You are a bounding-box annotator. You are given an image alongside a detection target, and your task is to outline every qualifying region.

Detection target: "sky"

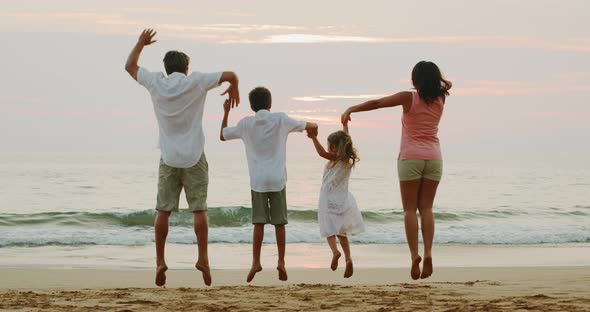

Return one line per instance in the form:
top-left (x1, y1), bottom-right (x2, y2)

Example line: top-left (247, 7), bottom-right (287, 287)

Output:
top-left (1, 0), bottom-right (589, 160)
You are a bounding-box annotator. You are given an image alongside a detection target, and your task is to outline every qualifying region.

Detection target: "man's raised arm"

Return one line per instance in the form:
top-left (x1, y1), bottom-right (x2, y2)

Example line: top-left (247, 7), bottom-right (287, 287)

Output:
top-left (125, 29), bottom-right (157, 80)
top-left (219, 72), bottom-right (240, 108)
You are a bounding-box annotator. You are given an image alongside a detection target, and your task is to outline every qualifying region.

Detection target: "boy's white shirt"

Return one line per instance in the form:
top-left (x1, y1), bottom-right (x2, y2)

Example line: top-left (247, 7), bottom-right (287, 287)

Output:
top-left (223, 109), bottom-right (306, 192)
top-left (137, 67), bottom-right (222, 168)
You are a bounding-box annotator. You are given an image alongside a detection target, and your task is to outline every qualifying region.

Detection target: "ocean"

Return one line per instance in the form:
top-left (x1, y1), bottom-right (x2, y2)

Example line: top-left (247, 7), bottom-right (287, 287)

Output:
top-left (1, 152), bottom-right (589, 268)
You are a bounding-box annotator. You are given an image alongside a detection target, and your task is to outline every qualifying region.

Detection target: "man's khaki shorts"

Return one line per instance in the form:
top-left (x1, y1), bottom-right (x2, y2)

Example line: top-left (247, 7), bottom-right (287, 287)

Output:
top-left (156, 154), bottom-right (208, 212)
top-left (397, 159), bottom-right (443, 182)
top-left (251, 187), bottom-right (288, 225)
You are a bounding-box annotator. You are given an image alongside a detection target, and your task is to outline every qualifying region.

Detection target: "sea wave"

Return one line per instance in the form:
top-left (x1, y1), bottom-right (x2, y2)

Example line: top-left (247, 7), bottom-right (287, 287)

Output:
top-left (3, 206), bottom-right (585, 228)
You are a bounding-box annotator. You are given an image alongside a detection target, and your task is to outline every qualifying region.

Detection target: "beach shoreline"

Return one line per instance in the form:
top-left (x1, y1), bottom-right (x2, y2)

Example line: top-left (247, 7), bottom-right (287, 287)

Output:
top-left (1, 266), bottom-right (589, 311)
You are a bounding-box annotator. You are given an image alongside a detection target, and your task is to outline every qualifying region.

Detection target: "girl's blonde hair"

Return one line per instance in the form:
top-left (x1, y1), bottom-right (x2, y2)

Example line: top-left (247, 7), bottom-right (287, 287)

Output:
top-left (327, 131), bottom-right (359, 168)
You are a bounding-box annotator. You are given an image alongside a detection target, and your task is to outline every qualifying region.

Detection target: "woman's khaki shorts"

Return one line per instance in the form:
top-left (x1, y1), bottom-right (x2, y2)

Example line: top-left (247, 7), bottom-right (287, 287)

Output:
top-left (156, 154), bottom-right (208, 212)
top-left (397, 159), bottom-right (443, 182)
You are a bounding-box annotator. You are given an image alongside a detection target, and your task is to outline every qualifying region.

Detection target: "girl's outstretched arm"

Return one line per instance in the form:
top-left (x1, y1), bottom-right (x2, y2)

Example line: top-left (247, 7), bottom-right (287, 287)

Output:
top-left (308, 130), bottom-right (337, 161)
top-left (341, 91), bottom-right (412, 127)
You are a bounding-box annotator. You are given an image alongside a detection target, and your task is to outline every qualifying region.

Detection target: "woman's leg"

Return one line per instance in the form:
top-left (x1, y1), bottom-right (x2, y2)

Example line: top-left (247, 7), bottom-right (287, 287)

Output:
top-left (326, 235), bottom-right (341, 270)
top-left (337, 235), bottom-right (353, 278)
top-left (417, 178), bottom-right (439, 279)
top-left (400, 179), bottom-right (423, 280)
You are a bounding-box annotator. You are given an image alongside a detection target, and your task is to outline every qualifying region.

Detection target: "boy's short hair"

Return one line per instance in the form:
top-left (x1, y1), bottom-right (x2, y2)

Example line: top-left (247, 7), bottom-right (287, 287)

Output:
top-left (163, 51), bottom-right (190, 75)
top-left (249, 87), bottom-right (272, 112)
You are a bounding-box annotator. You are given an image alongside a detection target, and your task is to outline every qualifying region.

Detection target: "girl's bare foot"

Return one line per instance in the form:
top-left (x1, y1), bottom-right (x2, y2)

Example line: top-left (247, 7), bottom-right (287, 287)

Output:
top-left (155, 264), bottom-right (168, 287)
top-left (195, 261), bottom-right (212, 286)
top-left (420, 257), bottom-right (433, 279)
top-left (411, 256), bottom-right (422, 280)
top-left (344, 259), bottom-right (353, 278)
top-left (277, 264), bottom-right (288, 281)
top-left (246, 264), bottom-right (262, 283)
top-left (331, 251), bottom-right (341, 271)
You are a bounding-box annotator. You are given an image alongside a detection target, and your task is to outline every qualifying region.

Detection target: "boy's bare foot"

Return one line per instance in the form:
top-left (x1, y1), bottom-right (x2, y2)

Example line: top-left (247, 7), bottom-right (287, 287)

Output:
top-left (331, 251), bottom-right (341, 271)
top-left (420, 257), bottom-right (433, 279)
top-left (246, 264), bottom-right (262, 283)
top-left (195, 261), bottom-right (212, 286)
top-left (277, 264), bottom-right (288, 281)
top-left (344, 259), bottom-right (353, 278)
top-left (411, 256), bottom-right (422, 280)
top-left (155, 264), bottom-right (168, 287)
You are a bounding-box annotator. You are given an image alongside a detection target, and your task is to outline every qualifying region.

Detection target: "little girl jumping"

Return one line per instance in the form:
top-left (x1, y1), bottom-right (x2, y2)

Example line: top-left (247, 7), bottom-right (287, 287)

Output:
top-left (307, 126), bottom-right (365, 278)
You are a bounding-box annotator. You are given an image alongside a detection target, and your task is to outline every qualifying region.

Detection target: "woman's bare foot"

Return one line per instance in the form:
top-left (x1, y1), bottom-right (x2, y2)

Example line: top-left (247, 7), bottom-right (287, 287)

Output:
top-left (331, 251), bottom-right (341, 271)
top-left (277, 263), bottom-right (288, 281)
top-left (411, 256), bottom-right (422, 280)
top-left (155, 264), bottom-right (168, 287)
top-left (246, 264), bottom-right (262, 283)
top-left (195, 261), bottom-right (212, 286)
top-left (344, 259), bottom-right (353, 278)
top-left (420, 257), bottom-right (433, 279)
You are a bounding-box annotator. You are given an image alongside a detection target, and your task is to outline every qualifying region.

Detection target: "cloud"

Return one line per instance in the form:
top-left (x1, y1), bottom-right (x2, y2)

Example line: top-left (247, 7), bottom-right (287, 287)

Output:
top-left (292, 94), bottom-right (388, 102)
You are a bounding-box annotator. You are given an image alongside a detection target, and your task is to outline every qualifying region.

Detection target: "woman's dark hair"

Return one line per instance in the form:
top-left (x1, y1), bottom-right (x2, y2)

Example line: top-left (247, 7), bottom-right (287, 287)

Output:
top-left (411, 61), bottom-right (452, 104)
top-left (249, 87), bottom-right (272, 112)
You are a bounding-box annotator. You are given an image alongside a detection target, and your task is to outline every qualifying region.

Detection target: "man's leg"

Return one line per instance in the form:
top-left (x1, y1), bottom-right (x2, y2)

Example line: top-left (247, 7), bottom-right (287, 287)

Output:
top-left (247, 224), bottom-right (264, 282)
top-left (275, 224), bottom-right (288, 281)
top-left (155, 210), bottom-right (171, 286)
top-left (193, 210), bottom-right (211, 286)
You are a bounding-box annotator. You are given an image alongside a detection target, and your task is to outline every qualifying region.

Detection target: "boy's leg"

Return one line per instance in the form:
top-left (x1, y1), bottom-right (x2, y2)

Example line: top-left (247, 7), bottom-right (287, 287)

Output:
top-left (155, 159), bottom-right (182, 286)
top-left (269, 188), bottom-right (288, 281)
top-left (327, 235), bottom-right (341, 271)
top-left (247, 224), bottom-right (264, 282)
top-left (248, 190), bottom-right (270, 283)
top-left (337, 235), bottom-right (353, 278)
top-left (275, 224), bottom-right (287, 281)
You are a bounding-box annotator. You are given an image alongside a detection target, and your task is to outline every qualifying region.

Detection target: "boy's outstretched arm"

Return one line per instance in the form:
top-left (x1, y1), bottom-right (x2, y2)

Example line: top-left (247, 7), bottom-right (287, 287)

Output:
top-left (307, 128), bottom-right (337, 161)
top-left (220, 100), bottom-right (231, 141)
top-left (219, 72), bottom-right (240, 108)
top-left (125, 29), bottom-right (157, 80)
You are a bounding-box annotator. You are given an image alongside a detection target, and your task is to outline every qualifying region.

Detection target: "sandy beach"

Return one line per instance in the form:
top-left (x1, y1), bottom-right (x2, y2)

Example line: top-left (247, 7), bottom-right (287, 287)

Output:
top-left (1, 266), bottom-right (589, 311)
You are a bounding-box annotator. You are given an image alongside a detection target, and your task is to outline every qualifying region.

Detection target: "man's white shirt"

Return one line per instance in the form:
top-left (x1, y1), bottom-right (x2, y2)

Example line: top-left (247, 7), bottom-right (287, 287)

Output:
top-left (137, 67), bottom-right (222, 168)
top-left (223, 110), bottom-right (306, 192)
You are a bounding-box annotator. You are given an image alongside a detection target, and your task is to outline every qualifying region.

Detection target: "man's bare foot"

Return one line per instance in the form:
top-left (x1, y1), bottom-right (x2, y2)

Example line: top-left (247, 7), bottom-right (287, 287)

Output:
top-left (277, 264), bottom-right (288, 281)
top-left (420, 257), bottom-right (433, 279)
top-left (344, 259), bottom-right (353, 278)
top-left (331, 251), bottom-right (341, 271)
top-left (195, 261), bottom-right (212, 286)
top-left (155, 264), bottom-right (168, 287)
top-left (411, 256), bottom-right (422, 280)
top-left (246, 264), bottom-right (262, 283)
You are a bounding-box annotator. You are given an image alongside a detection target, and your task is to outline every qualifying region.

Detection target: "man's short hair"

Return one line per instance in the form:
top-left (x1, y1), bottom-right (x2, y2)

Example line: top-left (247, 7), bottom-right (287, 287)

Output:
top-left (249, 87), bottom-right (272, 112)
top-left (163, 51), bottom-right (190, 75)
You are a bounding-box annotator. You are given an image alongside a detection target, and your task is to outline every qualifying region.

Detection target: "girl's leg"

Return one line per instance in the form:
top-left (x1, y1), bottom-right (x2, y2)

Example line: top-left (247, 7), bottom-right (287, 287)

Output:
top-left (400, 179), bottom-right (423, 280)
top-left (417, 178), bottom-right (439, 279)
top-left (337, 235), bottom-right (353, 278)
top-left (327, 235), bottom-right (341, 270)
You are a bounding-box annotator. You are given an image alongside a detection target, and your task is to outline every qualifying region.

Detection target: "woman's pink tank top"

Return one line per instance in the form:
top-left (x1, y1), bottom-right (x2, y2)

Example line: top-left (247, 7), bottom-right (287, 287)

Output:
top-left (399, 91), bottom-right (444, 160)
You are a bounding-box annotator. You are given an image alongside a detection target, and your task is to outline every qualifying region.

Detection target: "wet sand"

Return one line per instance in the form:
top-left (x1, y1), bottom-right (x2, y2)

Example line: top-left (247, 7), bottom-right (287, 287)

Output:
top-left (1, 266), bottom-right (589, 311)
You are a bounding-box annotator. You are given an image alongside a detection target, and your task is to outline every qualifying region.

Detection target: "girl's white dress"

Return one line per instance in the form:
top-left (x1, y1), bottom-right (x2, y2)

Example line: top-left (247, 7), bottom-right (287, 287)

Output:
top-left (318, 161), bottom-right (365, 237)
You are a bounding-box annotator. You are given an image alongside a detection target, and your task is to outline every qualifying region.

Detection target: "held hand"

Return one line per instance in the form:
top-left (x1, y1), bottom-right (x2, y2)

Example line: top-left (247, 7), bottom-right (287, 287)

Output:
top-left (223, 99), bottom-right (231, 114)
top-left (306, 128), bottom-right (318, 138)
top-left (221, 84), bottom-right (240, 108)
top-left (138, 29), bottom-right (157, 46)
top-left (341, 109), bottom-right (352, 127)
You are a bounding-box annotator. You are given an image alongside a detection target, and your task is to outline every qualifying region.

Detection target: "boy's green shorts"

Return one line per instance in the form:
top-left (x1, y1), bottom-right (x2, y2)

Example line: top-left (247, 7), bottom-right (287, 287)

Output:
top-left (156, 154), bottom-right (208, 212)
top-left (251, 187), bottom-right (288, 225)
